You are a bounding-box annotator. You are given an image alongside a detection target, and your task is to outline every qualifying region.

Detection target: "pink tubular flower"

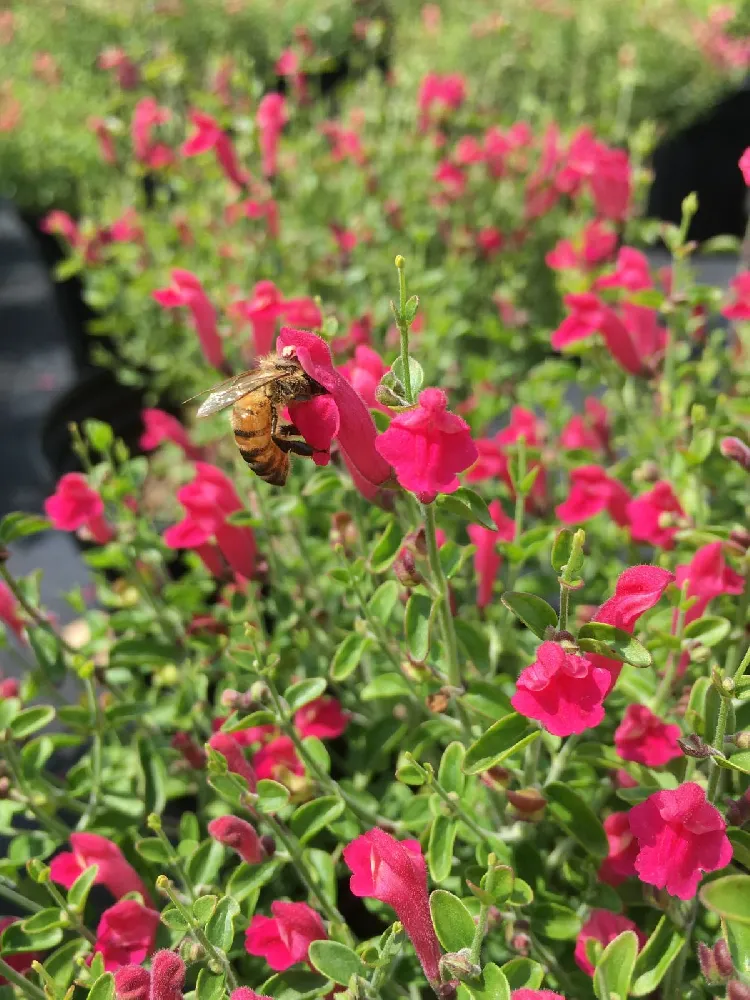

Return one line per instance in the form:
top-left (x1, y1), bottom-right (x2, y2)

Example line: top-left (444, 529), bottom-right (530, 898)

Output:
top-left (511, 641), bottom-right (610, 737)
top-left (276, 327), bottom-right (392, 491)
top-left (45, 473), bottom-right (114, 544)
top-left (50, 832), bottom-right (152, 904)
top-left (628, 783), bottom-right (732, 899)
top-left (418, 72), bottom-right (466, 130)
top-left (208, 732), bottom-right (257, 790)
top-left (595, 247), bottom-right (653, 292)
top-left (552, 294), bottom-right (644, 376)
top-left (208, 816), bottom-right (266, 863)
top-left (375, 388), bottom-right (478, 503)
top-left (627, 481), bottom-right (685, 549)
top-left (231, 991), bottom-right (272, 1000)
top-left (614, 704), bottom-right (681, 767)
top-left (140, 408), bottom-right (201, 460)
top-left (476, 227), bottom-right (504, 257)
top-left (721, 271), bottom-right (750, 321)
top-left (89, 116), bottom-right (118, 165)
top-left (555, 465), bottom-right (630, 527)
top-left (0, 917), bottom-right (41, 983)
top-left (344, 829), bottom-right (443, 988)
top-left (0, 675), bottom-right (20, 700)
top-left (41, 210), bottom-right (80, 247)
top-left (256, 94), bottom-right (287, 177)
top-left (574, 910), bottom-right (645, 976)
top-left (131, 98), bottom-right (172, 168)
top-left (560, 398), bottom-right (610, 454)
top-left (676, 541), bottom-right (744, 626)
top-left (252, 735), bottom-right (304, 783)
top-left (511, 993), bottom-right (565, 1000)
top-left (153, 270), bottom-right (225, 370)
top-left (113, 964), bottom-right (151, 1000)
top-left (293, 696), bottom-right (349, 740)
top-left (320, 120), bottom-right (366, 165)
top-left (98, 47), bottom-right (139, 90)
top-left (94, 900), bottom-right (159, 971)
top-left (240, 280), bottom-right (284, 356)
top-left (164, 462), bottom-right (256, 580)
top-left (0, 581), bottom-right (26, 642)
top-left (467, 499), bottom-right (515, 609)
top-left (245, 901), bottom-right (326, 971)
top-left (182, 110), bottom-right (249, 188)
top-left (740, 147), bottom-right (750, 185)
top-left (598, 812), bottom-right (639, 886)
top-left (150, 951), bottom-right (185, 1000)
top-left (214, 716), bottom-right (277, 748)
top-left (546, 220), bottom-right (617, 272)
top-left (339, 345), bottom-right (389, 411)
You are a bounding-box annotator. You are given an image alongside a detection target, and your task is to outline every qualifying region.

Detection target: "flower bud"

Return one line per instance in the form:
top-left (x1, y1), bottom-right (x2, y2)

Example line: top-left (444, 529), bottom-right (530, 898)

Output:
top-left (677, 733), bottom-right (714, 759)
top-left (715, 939), bottom-right (734, 978)
top-left (733, 732), bottom-right (750, 750)
top-left (330, 512), bottom-right (357, 553)
top-left (172, 732), bottom-right (207, 770)
top-left (150, 950), bottom-right (186, 1000)
top-left (439, 949), bottom-right (481, 983)
top-left (721, 437), bottom-right (750, 472)
top-left (179, 939), bottom-right (204, 964)
top-left (260, 834), bottom-right (276, 857)
top-left (634, 460), bottom-right (660, 484)
top-left (506, 788), bottom-right (546, 822)
top-left (698, 941), bottom-right (717, 982)
top-left (727, 789), bottom-right (750, 827)
top-left (393, 547), bottom-right (424, 588)
top-left (480, 767), bottom-right (511, 790)
top-left (426, 690), bottom-right (450, 714)
top-left (114, 965), bottom-right (151, 1000)
top-left (728, 980), bottom-right (750, 1000)
top-left (509, 932), bottom-right (531, 955)
top-left (220, 688), bottom-right (242, 709)
top-left (729, 527), bottom-right (750, 553)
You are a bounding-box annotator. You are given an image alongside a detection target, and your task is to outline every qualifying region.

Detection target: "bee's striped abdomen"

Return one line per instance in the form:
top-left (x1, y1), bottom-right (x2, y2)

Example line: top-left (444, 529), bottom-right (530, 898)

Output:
top-left (232, 393), bottom-right (289, 486)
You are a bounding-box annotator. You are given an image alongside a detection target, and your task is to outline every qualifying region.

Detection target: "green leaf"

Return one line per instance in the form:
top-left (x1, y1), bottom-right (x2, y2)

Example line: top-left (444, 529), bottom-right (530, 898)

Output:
top-left (631, 916), bottom-right (685, 996)
top-left (284, 678), bottom-right (327, 714)
top-left (185, 840), bottom-right (226, 888)
top-left (438, 742), bottom-right (466, 795)
top-left (429, 890), bottom-right (475, 952)
top-left (367, 580), bottom-right (400, 622)
top-left (87, 973), bottom-right (115, 1000)
top-left (0, 697), bottom-right (20, 731)
top-left (437, 488), bottom-right (496, 530)
top-left (192, 895), bottom-right (218, 925)
top-left (227, 857), bottom-right (284, 902)
top-left (391, 356), bottom-right (424, 397)
top-left (204, 896), bottom-right (240, 951)
top-left (396, 753), bottom-right (427, 785)
top-left (136, 837), bottom-right (172, 865)
top-left (500, 958), bottom-right (544, 992)
top-left (137, 735), bottom-right (167, 815)
top-left (700, 874), bottom-right (750, 925)
top-left (361, 674), bottom-right (412, 700)
top-left (593, 930), bottom-right (638, 1000)
top-left (405, 593), bottom-right (432, 662)
top-left (530, 902), bottom-right (581, 940)
top-left (160, 907), bottom-right (190, 932)
top-left (302, 736), bottom-right (329, 776)
top-left (2, 919), bottom-right (62, 952)
top-left (260, 970), bottom-right (328, 999)
top-left (551, 529), bottom-right (574, 573)
top-left (463, 713), bottom-right (540, 774)
top-left (404, 295), bottom-right (419, 324)
top-left (222, 710), bottom-right (276, 734)
top-left (501, 593), bottom-right (557, 639)
top-left (195, 969), bottom-right (225, 1000)
top-left (67, 863), bottom-right (99, 913)
top-left (43, 939), bottom-right (89, 992)
top-left (83, 419), bottom-right (114, 453)
top-left (725, 917), bottom-right (750, 978)
top-left (577, 623), bottom-right (652, 667)
top-left (455, 620), bottom-right (491, 672)
top-left (428, 815), bottom-right (458, 882)
top-left (20, 908), bottom-right (64, 934)
top-left (330, 633), bottom-right (370, 682)
top-left (0, 512), bottom-right (50, 544)
top-left (255, 779), bottom-right (290, 813)
top-left (308, 940), bottom-right (365, 986)
top-left (458, 962), bottom-right (511, 1000)
top-left (369, 520), bottom-right (402, 572)
top-left (289, 797), bottom-right (344, 844)
top-left (715, 751), bottom-right (750, 776)
top-left (9, 706), bottom-right (55, 739)
top-left (545, 782), bottom-right (608, 858)
top-left (728, 828), bottom-right (750, 869)
top-left (683, 615), bottom-right (732, 647)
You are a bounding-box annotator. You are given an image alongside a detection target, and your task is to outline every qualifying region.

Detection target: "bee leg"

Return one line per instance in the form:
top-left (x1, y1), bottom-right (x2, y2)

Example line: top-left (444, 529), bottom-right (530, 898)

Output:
top-left (273, 421), bottom-right (320, 458)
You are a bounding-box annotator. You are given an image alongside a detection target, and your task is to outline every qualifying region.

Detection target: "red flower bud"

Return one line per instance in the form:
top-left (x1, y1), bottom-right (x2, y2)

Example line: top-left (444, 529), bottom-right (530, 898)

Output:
top-left (721, 437), bottom-right (750, 472)
top-left (208, 816), bottom-right (266, 864)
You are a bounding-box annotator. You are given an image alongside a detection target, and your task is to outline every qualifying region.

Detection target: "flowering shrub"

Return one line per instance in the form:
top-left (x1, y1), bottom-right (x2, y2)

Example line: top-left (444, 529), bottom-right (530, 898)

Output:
top-left (2, 4), bottom-right (750, 1000)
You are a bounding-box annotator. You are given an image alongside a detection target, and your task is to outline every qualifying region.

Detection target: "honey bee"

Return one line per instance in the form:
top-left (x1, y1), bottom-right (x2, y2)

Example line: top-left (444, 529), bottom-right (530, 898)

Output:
top-left (195, 351), bottom-right (327, 485)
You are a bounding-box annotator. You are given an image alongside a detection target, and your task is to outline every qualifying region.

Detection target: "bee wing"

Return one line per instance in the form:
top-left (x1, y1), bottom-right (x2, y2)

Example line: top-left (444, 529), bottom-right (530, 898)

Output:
top-left (195, 370), bottom-right (281, 418)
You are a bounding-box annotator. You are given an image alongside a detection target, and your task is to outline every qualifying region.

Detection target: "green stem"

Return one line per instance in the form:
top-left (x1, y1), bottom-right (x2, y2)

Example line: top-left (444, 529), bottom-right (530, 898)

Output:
top-left (0, 882), bottom-right (42, 914)
top-left (158, 877), bottom-right (239, 991)
top-left (44, 880), bottom-right (97, 945)
top-left (423, 504), bottom-right (462, 690)
top-left (558, 585), bottom-right (570, 632)
top-left (0, 563), bottom-right (76, 656)
top-left (430, 777), bottom-right (521, 845)
top-left (395, 256), bottom-right (412, 404)
top-left (77, 673), bottom-right (103, 830)
top-left (369, 923), bottom-right (403, 994)
top-left (544, 734), bottom-right (580, 787)
top-left (734, 643), bottom-right (750, 687)
top-left (522, 730), bottom-right (542, 786)
top-left (150, 821), bottom-right (197, 902)
top-left (3, 741), bottom-right (69, 840)
top-left (707, 694), bottom-right (731, 804)
top-left (652, 591), bottom-right (689, 712)
top-left (661, 900), bottom-right (698, 1000)
top-left (0, 958), bottom-right (48, 1000)
top-left (469, 858), bottom-right (498, 966)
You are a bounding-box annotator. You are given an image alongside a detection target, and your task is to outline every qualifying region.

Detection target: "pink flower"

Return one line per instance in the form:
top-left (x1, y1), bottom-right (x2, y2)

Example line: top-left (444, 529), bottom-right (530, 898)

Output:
top-left (467, 407), bottom-right (545, 504)
top-left (721, 272), bottom-right (750, 321)
top-left (598, 812), bottom-right (639, 886)
top-left (511, 641), bottom-right (610, 737)
top-left (739, 147), bottom-right (750, 185)
top-left (213, 716), bottom-right (277, 748)
top-left (330, 224), bottom-right (358, 255)
top-left (320, 121), bottom-right (366, 165)
top-left (94, 900), bottom-right (159, 971)
top-left (149, 951), bottom-right (185, 1000)
top-left (89, 116), bottom-right (118, 165)
top-left (467, 499), bottom-right (515, 609)
top-left (140, 409), bottom-right (201, 460)
top-left (41, 210), bottom-right (80, 247)
top-left (628, 783), bottom-right (732, 899)
top-left (245, 901), bottom-right (326, 971)
top-left (433, 160), bottom-right (466, 199)
top-left (546, 220), bottom-right (617, 272)
top-left (627, 481), bottom-right (685, 550)
top-left (131, 98), bottom-right (172, 169)
top-left (109, 209), bottom-right (143, 244)
top-left (340, 345), bottom-right (389, 411)
top-left (45, 473), bottom-right (114, 544)
top-left (294, 696), bottom-right (349, 740)
top-left (0, 581), bottom-right (26, 642)
top-left (113, 964), bottom-right (151, 1000)
top-left (595, 247), bottom-right (653, 292)
top-left (277, 50), bottom-right (307, 103)
top-left (0, 918), bottom-right (41, 983)
top-left (164, 463), bottom-right (256, 579)
top-left (98, 47), bottom-right (139, 89)
top-left (172, 732), bottom-right (207, 770)
top-left (208, 816), bottom-right (266, 863)
top-left (182, 110), bottom-right (250, 188)
top-left (418, 72), bottom-right (466, 130)
top-left (252, 735), bottom-right (304, 783)
top-left (476, 227), bottom-right (504, 257)
top-left (454, 135), bottom-right (485, 165)
top-left (574, 910), bottom-right (645, 976)
top-left (552, 294), bottom-right (644, 376)
top-left (344, 829), bottom-right (442, 987)
top-left (559, 398), bottom-right (610, 454)
top-left (208, 732), bottom-right (258, 789)
top-left (676, 541), bottom-right (745, 626)
top-left (0, 675), bottom-right (20, 699)
top-left (276, 327), bottom-right (392, 491)
top-left (231, 991), bottom-right (272, 1000)
top-left (556, 465), bottom-right (630, 527)
top-left (375, 388), bottom-right (477, 503)
top-left (281, 297), bottom-right (322, 332)
top-left (50, 832), bottom-right (152, 904)
top-left (256, 94), bottom-right (287, 177)
top-left (239, 280), bottom-right (284, 356)
top-left (153, 270), bottom-right (225, 370)
top-left (511, 993), bottom-right (565, 1000)
top-left (242, 199), bottom-right (280, 239)
top-left (614, 704), bottom-right (681, 767)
